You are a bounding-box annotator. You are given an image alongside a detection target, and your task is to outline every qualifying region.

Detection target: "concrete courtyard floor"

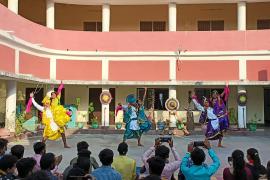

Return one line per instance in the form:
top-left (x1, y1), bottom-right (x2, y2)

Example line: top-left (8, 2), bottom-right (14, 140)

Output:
top-left (8, 133), bottom-right (270, 179)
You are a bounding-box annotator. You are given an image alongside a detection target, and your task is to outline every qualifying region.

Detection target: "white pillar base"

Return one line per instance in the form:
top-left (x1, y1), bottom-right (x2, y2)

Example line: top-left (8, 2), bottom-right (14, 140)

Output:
top-left (102, 4), bottom-right (110, 32)
top-left (8, 0), bottom-right (18, 14)
top-left (168, 2), bottom-right (177, 32)
top-left (237, 1), bottom-right (246, 31)
top-left (237, 86), bottom-right (247, 128)
top-left (101, 88), bottom-right (110, 127)
top-left (5, 81), bottom-right (17, 132)
top-left (46, 0), bottom-right (55, 29)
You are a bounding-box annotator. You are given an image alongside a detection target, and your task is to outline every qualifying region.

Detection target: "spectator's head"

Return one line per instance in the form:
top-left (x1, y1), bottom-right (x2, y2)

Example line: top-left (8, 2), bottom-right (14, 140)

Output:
top-left (26, 170), bottom-right (50, 180)
top-left (0, 138), bottom-right (8, 156)
top-left (0, 155), bottom-right (18, 174)
top-left (77, 157), bottom-right (91, 173)
top-left (232, 149), bottom-right (247, 179)
top-left (155, 145), bottom-right (170, 160)
top-left (77, 141), bottom-right (89, 152)
top-left (267, 161), bottom-right (270, 179)
top-left (191, 147), bottom-right (206, 165)
top-left (247, 148), bottom-right (262, 170)
top-left (67, 167), bottom-right (85, 180)
top-left (11, 144), bottom-right (24, 159)
top-left (144, 175), bottom-right (162, 180)
top-left (98, 149), bottom-right (114, 166)
top-left (16, 157), bottom-right (36, 178)
top-left (33, 142), bottom-right (46, 155)
top-left (40, 153), bottom-right (56, 171)
top-left (78, 149), bottom-right (91, 158)
top-left (117, 142), bottom-right (128, 156)
top-left (147, 156), bottom-right (165, 176)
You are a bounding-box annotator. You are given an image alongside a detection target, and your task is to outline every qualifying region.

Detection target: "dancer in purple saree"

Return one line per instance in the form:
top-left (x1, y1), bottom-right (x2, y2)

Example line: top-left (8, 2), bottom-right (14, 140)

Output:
top-left (210, 84), bottom-right (230, 133)
top-left (192, 93), bottom-right (224, 147)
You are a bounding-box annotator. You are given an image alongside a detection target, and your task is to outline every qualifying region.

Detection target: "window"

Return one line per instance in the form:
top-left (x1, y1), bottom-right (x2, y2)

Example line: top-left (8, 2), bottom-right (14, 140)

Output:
top-left (84, 22), bottom-right (102, 31)
top-left (137, 88), bottom-right (169, 110)
top-left (140, 21), bottom-right (166, 31)
top-left (198, 20), bottom-right (224, 31)
top-left (257, 19), bottom-right (270, 30)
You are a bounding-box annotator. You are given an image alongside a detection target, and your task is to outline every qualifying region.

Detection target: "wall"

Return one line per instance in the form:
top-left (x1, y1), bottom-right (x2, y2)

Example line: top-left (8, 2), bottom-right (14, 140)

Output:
top-left (115, 86), bottom-right (136, 105)
top-left (19, 0), bottom-right (46, 26)
top-left (0, 0), bottom-right (7, 7)
top-left (247, 2), bottom-right (270, 30)
top-left (111, 5), bottom-right (168, 31)
top-left (55, 4), bottom-right (101, 30)
top-left (246, 86), bottom-right (264, 124)
top-left (177, 4), bottom-right (237, 31)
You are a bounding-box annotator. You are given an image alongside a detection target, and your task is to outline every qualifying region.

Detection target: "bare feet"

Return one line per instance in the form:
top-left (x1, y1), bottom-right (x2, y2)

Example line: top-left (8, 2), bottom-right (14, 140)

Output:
top-left (138, 143), bottom-right (144, 147)
top-left (64, 145), bottom-right (71, 148)
top-left (218, 144), bottom-right (225, 148)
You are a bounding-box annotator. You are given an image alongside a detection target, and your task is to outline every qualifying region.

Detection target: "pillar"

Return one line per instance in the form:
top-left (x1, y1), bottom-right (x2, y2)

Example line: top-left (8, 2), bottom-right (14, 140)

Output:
top-left (237, 86), bottom-right (247, 128)
top-left (101, 87), bottom-right (110, 127)
top-left (46, 0), bottom-right (55, 29)
top-left (8, 0), bottom-right (18, 14)
top-left (5, 81), bottom-right (17, 132)
top-left (102, 4), bottom-right (110, 32)
top-left (168, 2), bottom-right (177, 31)
top-left (237, 1), bottom-right (246, 31)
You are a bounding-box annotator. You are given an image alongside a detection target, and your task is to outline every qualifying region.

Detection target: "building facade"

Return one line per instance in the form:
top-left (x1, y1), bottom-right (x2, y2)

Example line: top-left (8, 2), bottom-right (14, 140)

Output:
top-left (0, 0), bottom-right (270, 132)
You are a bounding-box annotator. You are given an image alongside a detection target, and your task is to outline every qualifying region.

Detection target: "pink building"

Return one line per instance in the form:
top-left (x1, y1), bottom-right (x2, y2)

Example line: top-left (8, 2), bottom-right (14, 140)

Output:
top-left (0, 0), bottom-right (270, 132)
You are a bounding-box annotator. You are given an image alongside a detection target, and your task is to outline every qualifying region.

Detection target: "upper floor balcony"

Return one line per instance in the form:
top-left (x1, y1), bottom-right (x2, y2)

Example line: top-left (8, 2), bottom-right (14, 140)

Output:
top-left (0, 0), bottom-right (270, 32)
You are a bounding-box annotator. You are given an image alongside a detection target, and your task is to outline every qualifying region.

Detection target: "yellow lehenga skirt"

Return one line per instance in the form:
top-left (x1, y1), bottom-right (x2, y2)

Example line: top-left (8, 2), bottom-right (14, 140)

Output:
top-left (42, 112), bottom-right (62, 140)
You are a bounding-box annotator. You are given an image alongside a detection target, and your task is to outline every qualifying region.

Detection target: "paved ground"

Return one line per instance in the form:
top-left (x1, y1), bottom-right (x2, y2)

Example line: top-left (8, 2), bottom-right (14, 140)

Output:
top-left (8, 133), bottom-right (270, 179)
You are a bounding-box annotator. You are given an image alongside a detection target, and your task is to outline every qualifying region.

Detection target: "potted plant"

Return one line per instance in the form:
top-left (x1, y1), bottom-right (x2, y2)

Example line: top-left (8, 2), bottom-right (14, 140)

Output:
top-left (157, 119), bottom-right (165, 130)
top-left (15, 112), bottom-right (26, 139)
top-left (91, 117), bottom-right (99, 129)
top-left (176, 119), bottom-right (185, 130)
top-left (115, 122), bottom-right (122, 129)
top-left (249, 113), bottom-right (260, 132)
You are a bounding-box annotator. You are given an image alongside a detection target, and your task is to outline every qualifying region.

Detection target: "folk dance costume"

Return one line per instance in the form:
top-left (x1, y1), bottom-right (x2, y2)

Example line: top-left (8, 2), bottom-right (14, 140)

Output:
top-left (123, 94), bottom-right (151, 146)
top-left (210, 85), bottom-right (230, 132)
top-left (27, 82), bottom-right (71, 147)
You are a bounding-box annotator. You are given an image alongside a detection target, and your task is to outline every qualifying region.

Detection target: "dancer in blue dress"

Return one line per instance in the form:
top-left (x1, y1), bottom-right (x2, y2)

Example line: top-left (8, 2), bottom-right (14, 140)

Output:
top-left (123, 89), bottom-right (151, 146)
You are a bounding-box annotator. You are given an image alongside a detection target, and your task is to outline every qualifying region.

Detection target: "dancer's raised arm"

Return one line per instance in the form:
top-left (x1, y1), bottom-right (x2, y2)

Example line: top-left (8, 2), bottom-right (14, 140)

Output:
top-left (30, 92), bottom-right (44, 112)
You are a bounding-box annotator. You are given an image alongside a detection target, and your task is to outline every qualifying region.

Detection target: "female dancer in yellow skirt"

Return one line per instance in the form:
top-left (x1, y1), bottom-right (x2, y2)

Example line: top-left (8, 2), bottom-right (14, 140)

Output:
top-left (29, 85), bottom-right (71, 148)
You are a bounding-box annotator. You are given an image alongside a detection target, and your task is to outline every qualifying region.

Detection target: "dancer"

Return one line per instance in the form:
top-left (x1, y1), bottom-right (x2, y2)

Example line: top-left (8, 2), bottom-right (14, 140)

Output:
top-left (210, 84), bottom-right (230, 133)
top-left (191, 93), bottom-right (224, 147)
top-left (29, 91), bottom-right (71, 148)
top-left (123, 89), bottom-right (151, 146)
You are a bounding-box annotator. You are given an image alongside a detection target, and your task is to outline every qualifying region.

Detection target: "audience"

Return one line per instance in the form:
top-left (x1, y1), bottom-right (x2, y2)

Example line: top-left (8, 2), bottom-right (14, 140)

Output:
top-left (67, 157), bottom-right (96, 180)
top-left (267, 161), bottom-right (270, 180)
top-left (40, 153), bottom-right (58, 180)
top-left (112, 142), bottom-right (136, 180)
top-left (91, 148), bottom-right (121, 180)
top-left (223, 150), bottom-right (253, 180)
top-left (246, 148), bottom-right (267, 180)
top-left (0, 154), bottom-right (18, 180)
top-left (0, 136), bottom-right (269, 180)
top-left (143, 156), bottom-right (165, 180)
top-left (11, 144), bottom-right (25, 159)
top-left (16, 157), bottom-right (36, 179)
top-left (0, 138), bottom-right (8, 159)
top-left (180, 139), bottom-right (220, 180)
top-left (70, 141), bottom-right (99, 172)
top-left (32, 142), bottom-right (46, 171)
top-left (26, 170), bottom-right (50, 180)
top-left (63, 149), bottom-right (91, 180)
top-left (142, 138), bottom-right (180, 180)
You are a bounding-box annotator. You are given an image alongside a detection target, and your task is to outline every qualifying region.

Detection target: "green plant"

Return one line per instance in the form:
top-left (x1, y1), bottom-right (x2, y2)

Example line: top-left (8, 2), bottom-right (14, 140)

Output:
top-left (88, 102), bottom-right (96, 124)
top-left (15, 112), bottom-right (26, 136)
top-left (92, 117), bottom-right (98, 124)
top-left (250, 113), bottom-right (261, 124)
top-left (229, 108), bottom-right (237, 125)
